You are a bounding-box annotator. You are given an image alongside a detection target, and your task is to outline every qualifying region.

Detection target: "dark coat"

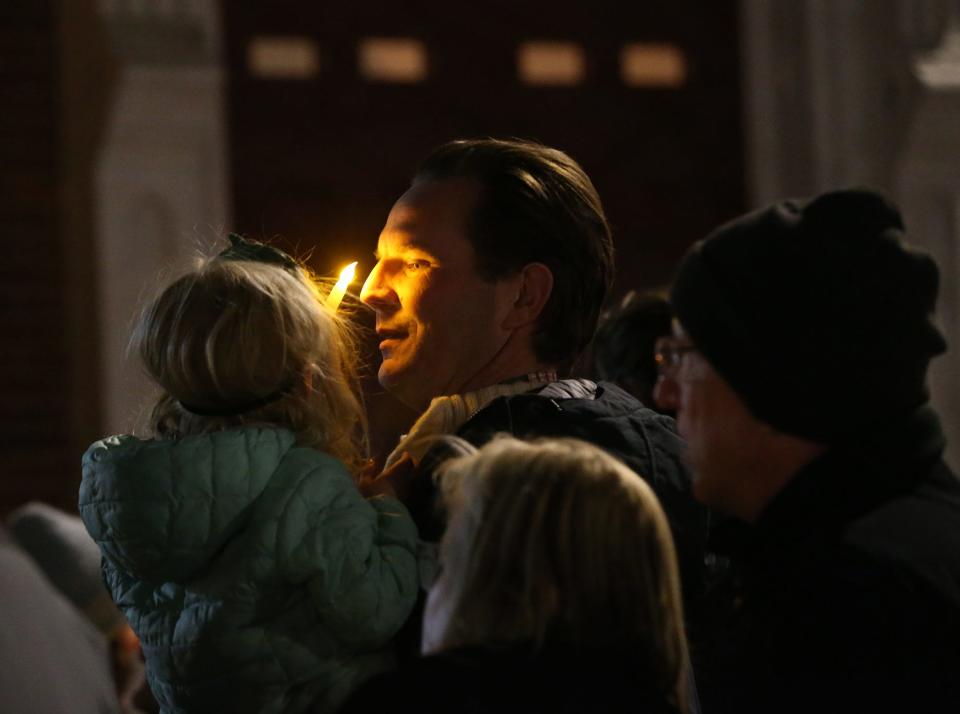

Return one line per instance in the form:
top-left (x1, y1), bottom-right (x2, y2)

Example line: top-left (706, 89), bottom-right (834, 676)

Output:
top-left (339, 643), bottom-right (681, 714)
top-left (397, 381), bottom-right (711, 664)
top-left (411, 381), bottom-right (708, 597)
top-left (698, 406), bottom-right (960, 713)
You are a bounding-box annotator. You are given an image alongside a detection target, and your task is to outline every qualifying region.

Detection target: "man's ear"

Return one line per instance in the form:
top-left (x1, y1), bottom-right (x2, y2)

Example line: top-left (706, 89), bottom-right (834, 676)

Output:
top-left (502, 262), bottom-right (553, 330)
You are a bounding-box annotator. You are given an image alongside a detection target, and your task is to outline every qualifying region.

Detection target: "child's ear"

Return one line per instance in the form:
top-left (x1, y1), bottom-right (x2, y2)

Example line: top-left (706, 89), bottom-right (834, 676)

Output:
top-left (502, 262), bottom-right (553, 330)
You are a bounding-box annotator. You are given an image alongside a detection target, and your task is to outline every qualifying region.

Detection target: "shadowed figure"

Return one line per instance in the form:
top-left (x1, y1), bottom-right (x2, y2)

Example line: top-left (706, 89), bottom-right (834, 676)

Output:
top-left (591, 289), bottom-right (674, 413)
top-left (657, 188), bottom-right (960, 713)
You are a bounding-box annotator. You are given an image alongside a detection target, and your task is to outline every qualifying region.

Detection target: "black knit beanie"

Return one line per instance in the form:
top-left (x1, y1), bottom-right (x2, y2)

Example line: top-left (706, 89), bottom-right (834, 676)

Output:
top-left (671, 188), bottom-right (946, 443)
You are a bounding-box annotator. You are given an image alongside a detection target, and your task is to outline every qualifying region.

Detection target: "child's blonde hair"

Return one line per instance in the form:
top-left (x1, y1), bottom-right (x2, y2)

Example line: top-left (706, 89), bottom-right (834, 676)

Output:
top-left (133, 253), bottom-right (368, 473)
top-left (435, 436), bottom-right (688, 709)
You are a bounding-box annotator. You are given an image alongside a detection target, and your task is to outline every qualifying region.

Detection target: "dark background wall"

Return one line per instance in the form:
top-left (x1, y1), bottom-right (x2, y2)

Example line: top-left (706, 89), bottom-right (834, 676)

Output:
top-left (0, 2), bottom-right (69, 513)
top-left (221, 0), bottom-right (746, 453)
top-left (224, 1), bottom-right (744, 289)
top-left (1, 0), bottom-right (112, 516)
top-left (0, 0), bottom-right (744, 513)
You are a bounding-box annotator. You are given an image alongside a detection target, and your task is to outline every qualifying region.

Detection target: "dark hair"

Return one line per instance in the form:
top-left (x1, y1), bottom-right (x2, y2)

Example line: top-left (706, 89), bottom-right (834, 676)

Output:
top-left (592, 290), bottom-right (673, 409)
top-left (414, 138), bottom-right (615, 367)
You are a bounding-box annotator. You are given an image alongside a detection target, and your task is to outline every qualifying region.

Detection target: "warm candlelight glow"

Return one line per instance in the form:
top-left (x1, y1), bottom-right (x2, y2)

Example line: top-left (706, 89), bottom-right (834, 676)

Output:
top-left (326, 261), bottom-right (358, 310)
top-left (337, 262), bottom-right (357, 286)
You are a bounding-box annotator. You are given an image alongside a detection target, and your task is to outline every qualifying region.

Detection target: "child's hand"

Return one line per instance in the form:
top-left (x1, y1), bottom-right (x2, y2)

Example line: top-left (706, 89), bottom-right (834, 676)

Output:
top-left (359, 452), bottom-right (416, 500)
top-left (359, 474), bottom-right (396, 498)
top-left (109, 624), bottom-right (151, 713)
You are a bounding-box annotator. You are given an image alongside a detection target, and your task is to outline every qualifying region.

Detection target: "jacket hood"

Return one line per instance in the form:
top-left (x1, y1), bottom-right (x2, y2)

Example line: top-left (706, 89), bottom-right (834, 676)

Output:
top-left (80, 428), bottom-right (297, 583)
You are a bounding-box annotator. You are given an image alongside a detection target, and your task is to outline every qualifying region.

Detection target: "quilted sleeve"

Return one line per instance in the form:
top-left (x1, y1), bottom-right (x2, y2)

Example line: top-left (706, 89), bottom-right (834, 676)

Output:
top-left (79, 430), bottom-right (294, 584)
top-left (277, 451), bottom-right (420, 650)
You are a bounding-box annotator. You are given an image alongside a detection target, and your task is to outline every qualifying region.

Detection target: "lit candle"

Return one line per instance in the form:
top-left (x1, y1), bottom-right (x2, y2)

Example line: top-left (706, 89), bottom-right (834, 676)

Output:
top-left (326, 261), bottom-right (358, 311)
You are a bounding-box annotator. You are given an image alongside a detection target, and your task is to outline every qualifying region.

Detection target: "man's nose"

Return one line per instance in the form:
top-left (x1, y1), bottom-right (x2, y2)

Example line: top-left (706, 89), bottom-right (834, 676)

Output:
top-left (653, 373), bottom-right (680, 412)
top-left (359, 262), bottom-right (398, 311)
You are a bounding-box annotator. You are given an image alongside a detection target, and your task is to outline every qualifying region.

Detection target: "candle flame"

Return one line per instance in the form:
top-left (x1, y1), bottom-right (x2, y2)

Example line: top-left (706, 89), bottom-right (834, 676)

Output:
top-left (336, 261), bottom-right (358, 289)
top-left (326, 261), bottom-right (358, 311)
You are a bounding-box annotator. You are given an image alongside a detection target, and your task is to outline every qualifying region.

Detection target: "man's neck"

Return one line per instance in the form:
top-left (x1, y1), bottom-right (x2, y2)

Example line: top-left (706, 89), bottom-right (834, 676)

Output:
top-left (741, 436), bottom-right (827, 523)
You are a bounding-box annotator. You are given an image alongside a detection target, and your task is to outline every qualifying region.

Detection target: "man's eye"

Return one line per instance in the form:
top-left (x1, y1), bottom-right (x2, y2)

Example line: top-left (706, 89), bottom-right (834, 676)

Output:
top-left (406, 260), bottom-right (429, 271)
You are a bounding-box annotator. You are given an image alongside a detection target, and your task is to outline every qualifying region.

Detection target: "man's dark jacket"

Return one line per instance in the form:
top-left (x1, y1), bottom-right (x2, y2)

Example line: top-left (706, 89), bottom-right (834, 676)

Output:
top-left (404, 381), bottom-right (710, 641)
top-left (699, 406), bottom-right (960, 713)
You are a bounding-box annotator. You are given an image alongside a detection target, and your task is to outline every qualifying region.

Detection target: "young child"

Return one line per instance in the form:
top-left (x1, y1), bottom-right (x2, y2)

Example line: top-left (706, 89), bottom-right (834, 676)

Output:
top-left (80, 236), bottom-right (419, 714)
top-left (342, 436), bottom-right (693, 714)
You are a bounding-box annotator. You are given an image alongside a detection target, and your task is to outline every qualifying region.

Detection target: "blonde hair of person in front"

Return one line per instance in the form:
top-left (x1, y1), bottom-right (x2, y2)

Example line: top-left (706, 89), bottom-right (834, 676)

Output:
top-left (425, 436), bottom-right (689, 712)
top-left (133, 256), bottom-right (369, 475)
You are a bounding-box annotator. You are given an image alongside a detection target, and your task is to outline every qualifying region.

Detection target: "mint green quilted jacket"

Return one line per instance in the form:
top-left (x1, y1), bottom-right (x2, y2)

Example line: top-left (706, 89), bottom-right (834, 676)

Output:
top-left (79, 427), bottom-right (418, 714)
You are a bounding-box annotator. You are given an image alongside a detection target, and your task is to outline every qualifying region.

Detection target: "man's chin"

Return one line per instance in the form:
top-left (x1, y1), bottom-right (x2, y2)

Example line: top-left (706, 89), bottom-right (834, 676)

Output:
top-left (691, 475), bottom-right (708, 503)
top-left (377, 362), bottom-right (403, 391)
top-left (690, 467), bottom-right (715, 505)
top-left (378, 363), bottom-right (431, 411)
top-left (691, 471), bottom-right (732, 516)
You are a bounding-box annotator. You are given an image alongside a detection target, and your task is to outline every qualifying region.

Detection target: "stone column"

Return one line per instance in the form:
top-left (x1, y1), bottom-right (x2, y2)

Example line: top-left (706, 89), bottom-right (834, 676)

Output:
top-left (740, 0), bottom-right (960, 467)
top-left (738, 0), bottom-right (931, 204)
top-left (94, 0), bottom-right (231, 434)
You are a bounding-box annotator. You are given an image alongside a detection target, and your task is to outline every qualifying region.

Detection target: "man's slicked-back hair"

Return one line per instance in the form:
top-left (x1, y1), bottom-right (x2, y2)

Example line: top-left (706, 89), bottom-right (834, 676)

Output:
top-left (414, 138), bottom-right (615, 367)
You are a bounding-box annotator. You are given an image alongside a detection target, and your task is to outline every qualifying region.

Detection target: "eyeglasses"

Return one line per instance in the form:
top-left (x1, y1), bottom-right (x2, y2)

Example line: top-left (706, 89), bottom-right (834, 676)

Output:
top-left (654, 336), bottom-right (698, 378)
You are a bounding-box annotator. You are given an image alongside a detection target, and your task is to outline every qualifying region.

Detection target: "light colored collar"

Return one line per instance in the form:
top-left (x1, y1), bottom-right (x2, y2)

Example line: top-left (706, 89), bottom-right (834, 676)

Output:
top-left (385, 371), bottom-right (558, 468)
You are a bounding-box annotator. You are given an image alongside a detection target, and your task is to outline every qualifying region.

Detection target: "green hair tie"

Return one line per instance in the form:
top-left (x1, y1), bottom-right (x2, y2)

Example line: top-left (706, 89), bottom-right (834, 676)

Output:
top-left (217, 233), bottom-right (300, 273)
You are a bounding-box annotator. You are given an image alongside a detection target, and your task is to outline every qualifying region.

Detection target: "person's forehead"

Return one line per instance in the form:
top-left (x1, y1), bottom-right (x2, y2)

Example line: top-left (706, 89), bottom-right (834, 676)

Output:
top-left (377, 177), bottom-right (481, 257)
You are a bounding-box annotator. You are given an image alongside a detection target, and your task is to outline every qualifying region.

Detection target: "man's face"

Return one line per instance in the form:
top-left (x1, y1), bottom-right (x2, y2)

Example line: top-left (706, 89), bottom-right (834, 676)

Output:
top-left (655, 326), bottom-right (766, 516)
top-left (360, 178), bottom-right (517, 410)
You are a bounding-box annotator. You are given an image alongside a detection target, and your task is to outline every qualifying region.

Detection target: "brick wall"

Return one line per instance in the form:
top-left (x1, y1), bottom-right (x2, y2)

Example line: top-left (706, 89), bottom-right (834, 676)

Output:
top-left (0, 1), bottom-right (72, 514)
top-left (0, 0), bottom-right (113, 515)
